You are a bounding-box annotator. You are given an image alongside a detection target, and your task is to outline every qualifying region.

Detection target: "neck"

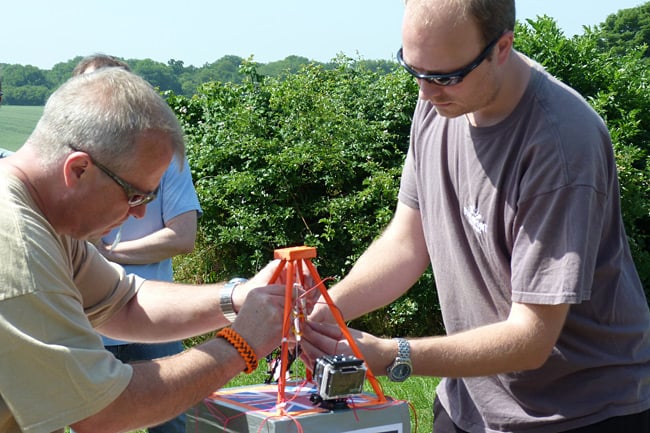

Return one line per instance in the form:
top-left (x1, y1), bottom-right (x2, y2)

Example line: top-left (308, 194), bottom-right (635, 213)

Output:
top-left (467, 51), bottom-right (531, 127)
top-left (1, 149), bottom-right (58, 228)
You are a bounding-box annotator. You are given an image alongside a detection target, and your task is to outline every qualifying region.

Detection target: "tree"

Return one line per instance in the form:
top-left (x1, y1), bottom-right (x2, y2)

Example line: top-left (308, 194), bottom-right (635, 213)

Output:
top-left (1, 64), bottom-right (48, 87)
top-left (4, 85), bottom-right (49, 105)
top-left (130, 58), bottom-right (183, 94)
top-left (47, 57), bottom-right (83, 86)
top-left (598, 2), bottom-right (650, 57)
top-left (167, 58), bottom-right (185, 76)
top-left (0, 65), bottom-right (50, 104)
top-left (258, 55), bottom-right (311, 77)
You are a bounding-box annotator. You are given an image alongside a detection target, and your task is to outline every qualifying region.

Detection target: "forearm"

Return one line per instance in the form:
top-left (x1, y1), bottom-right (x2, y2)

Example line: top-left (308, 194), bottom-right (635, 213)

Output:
top-left (78, 273), bottom-right (286, 432)
top-left (304, 302), bottom-right (569, 379)
top-left (334, 237), bottom-right (428, 320)
top-left (323, 203), bottom-right (430, 320)
top-left (97, 260), bottom-right (283, 342)
top-left (411, 321), bottom-right (551, 378)
top-left (388, 302), bottom-right (569, 378)
top-left (70, 337), bottom-right (248, 433)
top-left (99, 211), bottom-right (198, 265)
top-left (97, 280), bottom-right (232, 342)
top-left (101, 228), bottom-right (193, 265)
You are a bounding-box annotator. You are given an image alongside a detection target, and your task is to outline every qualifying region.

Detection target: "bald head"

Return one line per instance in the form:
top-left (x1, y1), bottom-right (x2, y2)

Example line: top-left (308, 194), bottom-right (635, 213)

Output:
top-left (404, 0), bottom-right (515, 44)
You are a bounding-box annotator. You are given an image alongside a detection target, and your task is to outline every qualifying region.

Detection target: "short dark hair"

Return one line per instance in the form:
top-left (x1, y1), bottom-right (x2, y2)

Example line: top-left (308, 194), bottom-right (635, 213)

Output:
top-left (469, 0), bottom-right (515, 43)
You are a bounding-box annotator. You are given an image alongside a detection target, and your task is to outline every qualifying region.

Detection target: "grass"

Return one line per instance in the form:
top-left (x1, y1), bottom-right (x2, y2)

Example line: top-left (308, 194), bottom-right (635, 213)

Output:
top-left (0, 105), bottom-right (43, 152)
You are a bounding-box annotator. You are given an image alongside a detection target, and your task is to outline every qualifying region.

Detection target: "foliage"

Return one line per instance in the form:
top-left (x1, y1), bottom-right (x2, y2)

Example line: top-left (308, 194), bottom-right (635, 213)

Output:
top-left (598, 2), bottom-right (650, 57)
top-left (0, 55), bottom-right (397, 106)
top-left (169, 57), bottom-right (445, 337)
top-left (173, 15), bottom-right (650, 338)
top-left (130, 58), bottom-right (183, 94)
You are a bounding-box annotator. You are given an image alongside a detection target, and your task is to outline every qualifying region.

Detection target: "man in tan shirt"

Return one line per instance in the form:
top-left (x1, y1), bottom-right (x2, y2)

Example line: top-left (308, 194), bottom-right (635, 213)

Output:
top-left (0, 67), bottom-right (286, 433)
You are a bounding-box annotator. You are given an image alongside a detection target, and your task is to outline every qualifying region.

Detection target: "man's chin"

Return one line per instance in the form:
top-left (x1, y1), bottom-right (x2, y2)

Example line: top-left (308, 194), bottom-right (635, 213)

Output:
top-left (433, 104), bottom-right (464, 118)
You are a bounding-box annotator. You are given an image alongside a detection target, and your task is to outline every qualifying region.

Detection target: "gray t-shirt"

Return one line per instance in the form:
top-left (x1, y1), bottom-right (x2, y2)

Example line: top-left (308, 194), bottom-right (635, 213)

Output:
top-left (399, 59), bottom-right (650, 432)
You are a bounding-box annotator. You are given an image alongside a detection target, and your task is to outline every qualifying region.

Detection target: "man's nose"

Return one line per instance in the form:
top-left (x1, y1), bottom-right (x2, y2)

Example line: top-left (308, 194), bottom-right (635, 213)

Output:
top-left (418, 79), bottom-right (444, 100)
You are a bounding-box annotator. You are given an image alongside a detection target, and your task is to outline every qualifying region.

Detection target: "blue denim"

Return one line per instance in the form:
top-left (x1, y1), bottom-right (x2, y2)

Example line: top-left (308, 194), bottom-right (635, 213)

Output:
top-left (107, 342), bottom-right (185, 433)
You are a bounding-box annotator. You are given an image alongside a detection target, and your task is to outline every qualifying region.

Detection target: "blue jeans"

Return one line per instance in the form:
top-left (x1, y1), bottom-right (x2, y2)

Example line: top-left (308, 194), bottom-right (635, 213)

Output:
top-left (107, 341), bottom-right (185, 433)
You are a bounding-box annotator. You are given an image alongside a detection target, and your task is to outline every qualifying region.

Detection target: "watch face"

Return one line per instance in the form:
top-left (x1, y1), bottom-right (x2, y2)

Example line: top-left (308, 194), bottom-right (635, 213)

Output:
top-left (390, 362), bottom-right (412, 381)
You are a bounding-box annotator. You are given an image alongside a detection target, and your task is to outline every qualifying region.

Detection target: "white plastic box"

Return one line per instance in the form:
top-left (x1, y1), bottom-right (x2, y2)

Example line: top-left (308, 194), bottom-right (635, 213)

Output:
top-left (186, 382), bottom-right (411, 433)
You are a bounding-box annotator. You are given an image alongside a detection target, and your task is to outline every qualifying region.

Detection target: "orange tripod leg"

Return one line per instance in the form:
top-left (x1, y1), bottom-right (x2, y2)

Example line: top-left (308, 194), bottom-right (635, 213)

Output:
top-left (269, 246), bottom-right (386, 411)
top-left (304, 260), bottom-right (386, 403)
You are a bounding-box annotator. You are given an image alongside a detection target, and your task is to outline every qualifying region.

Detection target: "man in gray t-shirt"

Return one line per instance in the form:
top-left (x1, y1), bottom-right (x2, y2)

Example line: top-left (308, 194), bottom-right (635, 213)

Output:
top-left (303, 1), bottom-right (650, 432)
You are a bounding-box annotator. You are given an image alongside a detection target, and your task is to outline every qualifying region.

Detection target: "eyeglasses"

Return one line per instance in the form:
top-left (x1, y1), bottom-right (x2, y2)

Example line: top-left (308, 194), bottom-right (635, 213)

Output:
top-left (396, 34), bottom-right (503, 86)
top-left (68, 145), bottom-right (159, 207)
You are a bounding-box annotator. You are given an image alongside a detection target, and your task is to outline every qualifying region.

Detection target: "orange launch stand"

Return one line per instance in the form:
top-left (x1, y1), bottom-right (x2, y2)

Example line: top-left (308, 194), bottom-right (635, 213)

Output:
top-left (267, 246), bottom-right (386, 411)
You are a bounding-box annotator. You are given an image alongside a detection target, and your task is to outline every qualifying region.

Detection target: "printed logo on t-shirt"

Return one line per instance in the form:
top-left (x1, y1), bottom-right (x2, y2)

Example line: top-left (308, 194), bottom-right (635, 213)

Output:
top-left (463, 205), bottom-right (487, 234)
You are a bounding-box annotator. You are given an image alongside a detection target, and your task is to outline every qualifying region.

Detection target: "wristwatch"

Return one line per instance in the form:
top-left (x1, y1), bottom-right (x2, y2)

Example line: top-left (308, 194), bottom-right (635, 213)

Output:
top-left (219, 277), bottom-right (248, 323)
top-left (386, 338), bottom-right (412, 382)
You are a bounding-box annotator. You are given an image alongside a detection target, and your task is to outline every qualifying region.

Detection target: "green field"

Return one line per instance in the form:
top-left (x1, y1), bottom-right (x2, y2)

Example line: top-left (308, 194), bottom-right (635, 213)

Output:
top-left (0, 105), bottom-right (43, 152)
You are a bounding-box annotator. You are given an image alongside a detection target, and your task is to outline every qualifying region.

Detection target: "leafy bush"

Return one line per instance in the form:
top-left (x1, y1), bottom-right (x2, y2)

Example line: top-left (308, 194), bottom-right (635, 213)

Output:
top-left (169, 58), bottom-right (445, 336)
top-left (174, 17), bottom-right (650, 338)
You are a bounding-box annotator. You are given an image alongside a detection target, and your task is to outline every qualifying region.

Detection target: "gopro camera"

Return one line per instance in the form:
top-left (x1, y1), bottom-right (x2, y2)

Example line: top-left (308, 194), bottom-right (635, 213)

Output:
top-left (312, 354), bottom-right (367, 401)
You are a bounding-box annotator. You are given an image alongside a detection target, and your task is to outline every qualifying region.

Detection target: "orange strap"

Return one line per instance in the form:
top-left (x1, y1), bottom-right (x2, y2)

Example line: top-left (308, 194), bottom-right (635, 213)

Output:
top-left (216, 327), bottom-right (258, 374)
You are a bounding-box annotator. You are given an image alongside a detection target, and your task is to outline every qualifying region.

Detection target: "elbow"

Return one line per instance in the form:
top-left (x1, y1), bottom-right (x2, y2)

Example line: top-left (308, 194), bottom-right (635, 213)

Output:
top-left (175, 235), bottom-right (197, 255)
top-left (178, 240), bottom-right (196, 255)
top-left (519, 343), bottom-right (555, 371)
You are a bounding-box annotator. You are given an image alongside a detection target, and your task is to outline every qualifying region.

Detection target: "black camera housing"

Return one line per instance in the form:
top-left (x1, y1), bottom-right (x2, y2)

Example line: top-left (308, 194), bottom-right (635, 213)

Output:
top-left (312, 354), bottom-right (367, 401)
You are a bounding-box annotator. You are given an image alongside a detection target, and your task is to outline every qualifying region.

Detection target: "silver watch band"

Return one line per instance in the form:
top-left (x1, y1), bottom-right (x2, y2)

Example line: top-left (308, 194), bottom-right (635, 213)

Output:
top-left (219, 278), bottom-right (247, 323)
top-left (396, 337), bottom-right (410, 359)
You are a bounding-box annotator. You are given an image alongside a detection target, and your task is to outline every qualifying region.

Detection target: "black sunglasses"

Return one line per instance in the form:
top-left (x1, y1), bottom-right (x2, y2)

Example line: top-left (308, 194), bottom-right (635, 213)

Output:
top-left (68, 145), bottom-right (159, 207)
top-left (396, 34), bottom-right (503, 86)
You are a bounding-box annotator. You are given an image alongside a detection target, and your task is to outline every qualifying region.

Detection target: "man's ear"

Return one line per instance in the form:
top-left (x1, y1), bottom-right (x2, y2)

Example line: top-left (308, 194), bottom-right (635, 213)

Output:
top-left (63, 152), bottom-right (90, 187)
top-left (496, 31), bottom-right (514, 65)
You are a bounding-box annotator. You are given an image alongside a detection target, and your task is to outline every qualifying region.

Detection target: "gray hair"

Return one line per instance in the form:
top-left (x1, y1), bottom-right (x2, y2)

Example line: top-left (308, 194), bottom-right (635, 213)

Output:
top-left (28, 67), bottom-right (185, 168)
top-left (72, 53), bottom-right (131, 76)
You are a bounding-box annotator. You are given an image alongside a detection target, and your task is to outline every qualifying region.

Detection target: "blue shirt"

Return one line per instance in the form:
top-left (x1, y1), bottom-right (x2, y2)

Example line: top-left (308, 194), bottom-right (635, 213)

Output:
top-left (102, 157), bottom-right (202, 345)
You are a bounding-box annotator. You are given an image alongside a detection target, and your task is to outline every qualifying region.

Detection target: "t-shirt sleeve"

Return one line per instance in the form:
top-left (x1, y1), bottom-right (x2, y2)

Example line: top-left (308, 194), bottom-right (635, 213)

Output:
top-left (510, 184), bottom-right (607, 305)
top-left (398, 102), bottom-right (425, 211)
top-left (161, 157), bottom-right (202, 223)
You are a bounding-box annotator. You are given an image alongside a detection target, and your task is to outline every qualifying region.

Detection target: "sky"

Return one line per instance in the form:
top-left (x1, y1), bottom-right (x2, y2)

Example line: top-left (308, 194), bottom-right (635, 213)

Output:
top-left (2, 0), bottom-right (647, 70)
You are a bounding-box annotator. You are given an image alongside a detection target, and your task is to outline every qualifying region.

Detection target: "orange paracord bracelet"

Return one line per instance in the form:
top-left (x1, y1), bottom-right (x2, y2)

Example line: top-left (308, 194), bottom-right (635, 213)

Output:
top-left (216, 327), bottom-right (258, 374)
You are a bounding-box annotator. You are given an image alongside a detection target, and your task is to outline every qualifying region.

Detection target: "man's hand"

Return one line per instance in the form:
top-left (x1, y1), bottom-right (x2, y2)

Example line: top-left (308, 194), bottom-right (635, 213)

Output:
top-left (300, 321), bottom-right (392, 377)
top-left (230, 281), bottom-right (287, 359)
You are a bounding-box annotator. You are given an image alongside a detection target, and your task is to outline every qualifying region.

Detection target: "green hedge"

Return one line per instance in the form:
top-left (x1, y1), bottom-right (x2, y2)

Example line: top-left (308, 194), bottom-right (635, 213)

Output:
top-left (173, 18), bottom-right (650, 338)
